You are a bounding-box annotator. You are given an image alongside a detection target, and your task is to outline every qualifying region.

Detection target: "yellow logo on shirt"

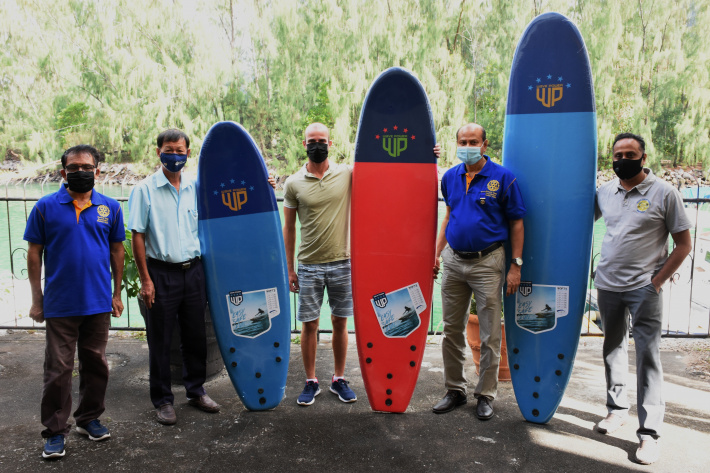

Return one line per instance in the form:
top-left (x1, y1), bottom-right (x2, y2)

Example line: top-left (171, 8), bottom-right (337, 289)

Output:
top-left (97, 205), bottom-right (110, 224)
top-left (487, 180), bottom-right (500, 192)
top-left (637, 199), bottom-right (650, 213)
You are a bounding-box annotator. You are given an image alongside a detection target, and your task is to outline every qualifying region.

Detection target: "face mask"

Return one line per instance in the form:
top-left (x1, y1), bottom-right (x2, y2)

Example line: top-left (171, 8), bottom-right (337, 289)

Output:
top-left (457, 147), bottom-right (483, 166)
top-left (66, 170), bottom-right (95, 193)
top-left (613, 158), bottom-right (644, 180)
top-left (306, 142), bottom-right (328, 163)
top-left (160, 153), bottom-right (188, 173)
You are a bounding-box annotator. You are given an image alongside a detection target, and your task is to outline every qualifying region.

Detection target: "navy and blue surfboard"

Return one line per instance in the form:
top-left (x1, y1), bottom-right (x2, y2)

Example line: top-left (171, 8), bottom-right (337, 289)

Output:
top-left (197, 122), bottom-right (290, 411)
top-left (502, 13), bottom-right (597, 423)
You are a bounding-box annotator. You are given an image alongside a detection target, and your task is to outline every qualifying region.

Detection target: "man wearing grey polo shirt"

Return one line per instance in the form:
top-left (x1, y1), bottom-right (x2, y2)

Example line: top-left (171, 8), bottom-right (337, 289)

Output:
top-left (594, 133), bottom-right (692, 465)
top-left (129, 129), bottom-right (220, 424)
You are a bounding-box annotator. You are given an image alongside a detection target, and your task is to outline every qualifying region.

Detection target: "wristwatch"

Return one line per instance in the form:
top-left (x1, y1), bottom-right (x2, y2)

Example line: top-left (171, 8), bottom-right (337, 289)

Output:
top-left (513, 257), bottom-right (523, 266)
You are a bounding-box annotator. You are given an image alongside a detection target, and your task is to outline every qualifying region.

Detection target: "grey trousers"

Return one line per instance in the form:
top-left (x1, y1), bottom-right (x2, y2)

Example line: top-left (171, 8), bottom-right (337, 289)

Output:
top-left (440, 245), bottom-right (504, 399)
top-left (597, 284), bottom-right (664, 441)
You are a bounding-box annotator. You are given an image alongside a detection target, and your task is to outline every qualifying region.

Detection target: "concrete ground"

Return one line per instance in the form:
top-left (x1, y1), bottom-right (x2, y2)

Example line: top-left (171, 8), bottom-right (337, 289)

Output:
top-left (0, 330), bottom-right (708, 472)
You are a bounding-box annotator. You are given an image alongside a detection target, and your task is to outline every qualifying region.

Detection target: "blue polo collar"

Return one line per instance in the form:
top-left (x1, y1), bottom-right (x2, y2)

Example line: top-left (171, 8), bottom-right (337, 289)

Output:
top-left (57, 184), bottom-right (108, 206)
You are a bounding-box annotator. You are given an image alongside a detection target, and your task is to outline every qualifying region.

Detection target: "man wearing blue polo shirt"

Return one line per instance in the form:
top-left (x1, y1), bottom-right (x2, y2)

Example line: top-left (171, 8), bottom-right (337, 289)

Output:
top-left (432, 123), bottom-right (526, 420)
top-left (25, 145), bottom-right (125, 459)
top-left (128, 129), bottom-right (220, 425)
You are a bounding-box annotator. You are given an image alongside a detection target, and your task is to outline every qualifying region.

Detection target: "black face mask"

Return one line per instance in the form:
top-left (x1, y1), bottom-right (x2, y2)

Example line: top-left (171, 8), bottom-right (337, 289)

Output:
top-left (66, 171), bottom-right (95, 193)
top-left (306, 142), bottom-right (328, 163)
top-left (613, 158), bottom-right (644, 180)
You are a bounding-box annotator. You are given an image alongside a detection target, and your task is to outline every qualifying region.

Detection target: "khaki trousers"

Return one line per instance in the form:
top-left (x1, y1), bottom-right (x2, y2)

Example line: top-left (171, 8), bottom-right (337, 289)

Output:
top-left (440, 245), bottom-right (504, 399)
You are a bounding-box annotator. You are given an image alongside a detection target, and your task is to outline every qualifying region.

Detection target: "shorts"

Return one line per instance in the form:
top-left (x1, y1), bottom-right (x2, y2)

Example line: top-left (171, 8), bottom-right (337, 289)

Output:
top-left (297, 259), bottom-right (353, 322)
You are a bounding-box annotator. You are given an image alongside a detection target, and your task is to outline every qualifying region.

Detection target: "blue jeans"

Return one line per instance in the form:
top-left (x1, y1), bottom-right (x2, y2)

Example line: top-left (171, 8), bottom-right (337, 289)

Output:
top-left (597, 284), bottom-right (664, 441)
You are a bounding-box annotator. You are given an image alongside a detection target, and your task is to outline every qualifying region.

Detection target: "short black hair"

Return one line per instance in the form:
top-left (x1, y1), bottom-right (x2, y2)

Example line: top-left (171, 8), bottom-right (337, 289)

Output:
top-left (612, 133), bottom-right (645, 153)
top-left (157, 128), bottom-right (190, 149)
top-left (456, 124), bottom-right (487, 143)
top-left (61, 144), bottom-right (101, 168)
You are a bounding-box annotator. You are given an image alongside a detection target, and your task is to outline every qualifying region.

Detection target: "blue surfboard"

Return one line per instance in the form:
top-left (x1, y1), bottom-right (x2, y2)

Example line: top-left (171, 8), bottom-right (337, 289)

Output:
top-left (502, 12), bottom-right (597, 423)
top-left (197, 121), bottom-right (290, 411)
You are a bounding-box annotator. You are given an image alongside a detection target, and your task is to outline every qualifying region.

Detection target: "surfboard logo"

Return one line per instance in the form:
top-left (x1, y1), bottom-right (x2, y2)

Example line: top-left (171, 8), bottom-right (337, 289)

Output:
top-left (229, 290), bottom-right (243, 306)
top-left (375, 125), bottom-right (414, 158)
top-left (373, 292), bottom-right (388, 308)
top-left (528, 74), bottom-right (572, 108)
top-left (636, 199), bottom-right (650, 213)
top-left (519, 281), bottom-right (532, 297)
top-left (222, 188), bottom-right (248, 211)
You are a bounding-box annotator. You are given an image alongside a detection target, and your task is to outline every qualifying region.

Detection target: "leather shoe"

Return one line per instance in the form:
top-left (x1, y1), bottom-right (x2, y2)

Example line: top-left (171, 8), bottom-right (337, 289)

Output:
top-left (156, 403), bottom-right (177, 425)
top-left (432, 390), bottom-right (467, 414)
top-left (187, 394), bottom-right (221, 413)
top-left (476, 397), bottom-right (494, 420)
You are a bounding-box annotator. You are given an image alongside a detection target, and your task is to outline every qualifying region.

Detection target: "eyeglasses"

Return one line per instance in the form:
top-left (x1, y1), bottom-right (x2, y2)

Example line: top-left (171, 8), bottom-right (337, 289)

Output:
top-left (65, 164), bottom-right (96, 172)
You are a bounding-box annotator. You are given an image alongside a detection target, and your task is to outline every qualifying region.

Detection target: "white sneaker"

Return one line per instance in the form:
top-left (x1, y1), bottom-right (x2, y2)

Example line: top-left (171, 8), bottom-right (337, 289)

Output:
top-left (635, 439), bottom-right (660, 465)
top-left (595, 412), bottom-right (627, 434)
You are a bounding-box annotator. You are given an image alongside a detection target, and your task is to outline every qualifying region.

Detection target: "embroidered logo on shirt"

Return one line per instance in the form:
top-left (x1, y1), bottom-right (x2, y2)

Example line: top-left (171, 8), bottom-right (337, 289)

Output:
top-left (97, 205), bottom-right (110, 224)
top-left (485, 179), bottom-right (500, 199)
top-left (636, 199), bottom-right (650, 213)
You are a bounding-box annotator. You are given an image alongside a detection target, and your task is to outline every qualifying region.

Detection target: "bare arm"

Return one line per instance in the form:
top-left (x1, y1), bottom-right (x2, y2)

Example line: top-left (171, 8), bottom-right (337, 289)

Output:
top-left (27, 242), bottom-right (44, 323)
top-left (110, 241), bottom-right (125, 318)
top-left (433, 206), bottom-right (451, 278)
top-left (506, 218), bottom-right (524, 296)
top-left (131, 231), bottom-right (155, 308)
top-left (283, 206), bottom-right (299, 292)
top-left (651, 229), bottom-right (692, 292)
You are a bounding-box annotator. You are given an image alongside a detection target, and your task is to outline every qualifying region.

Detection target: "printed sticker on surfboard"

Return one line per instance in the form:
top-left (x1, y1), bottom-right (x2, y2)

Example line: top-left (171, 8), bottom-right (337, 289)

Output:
top-left (514, 283), bottom-right (568, 334)
top-left (226, 288), bottom-right (280, 338)
top-left (352, 66), bottom-right (437, 413)
top-left (502, 12), bottom-right (597, 424)
top-left (370, 283), bottom-right (426, 338)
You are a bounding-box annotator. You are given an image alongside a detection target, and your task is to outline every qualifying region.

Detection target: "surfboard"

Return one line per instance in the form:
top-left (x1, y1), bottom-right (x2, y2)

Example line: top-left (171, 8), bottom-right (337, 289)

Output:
top-left (197, 121), bottom-right (291, 411)
top-left (352, 67), bottom-right (437, 413)
top-left (502, 12), bottom-right (597, 424)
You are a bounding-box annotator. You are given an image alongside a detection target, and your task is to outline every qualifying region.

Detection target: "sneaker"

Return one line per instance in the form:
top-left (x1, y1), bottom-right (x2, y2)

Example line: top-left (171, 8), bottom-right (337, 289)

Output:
top-left (330, 378), bottom-right (357, 403)
top-left (42, 435), bottom-right (65, 459)
top-left (76, 419), bottom-right (111, 441)
top-left (635, 439), bottom-right (660, 465)
top-left (297, 381), bottom-right (321, 406)
top-left (596, 412), bottom-right (627, 434)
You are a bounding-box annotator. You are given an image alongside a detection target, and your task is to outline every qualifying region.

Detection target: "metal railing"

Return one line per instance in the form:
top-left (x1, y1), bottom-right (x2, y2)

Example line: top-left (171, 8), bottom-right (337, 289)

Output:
top-left (1, 185), bottom-right (709, 338)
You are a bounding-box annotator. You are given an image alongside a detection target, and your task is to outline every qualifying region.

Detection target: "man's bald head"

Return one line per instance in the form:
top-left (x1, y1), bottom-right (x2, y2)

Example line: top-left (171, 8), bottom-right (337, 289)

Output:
top-left (304, 123), bottom-right (330, 141)
top-left (456, 123), bottom-right (486, 143)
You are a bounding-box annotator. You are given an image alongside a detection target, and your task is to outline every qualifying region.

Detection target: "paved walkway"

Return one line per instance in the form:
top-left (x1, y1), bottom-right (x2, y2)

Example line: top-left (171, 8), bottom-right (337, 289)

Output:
top-left (0, 331), bottom-right (708, 472)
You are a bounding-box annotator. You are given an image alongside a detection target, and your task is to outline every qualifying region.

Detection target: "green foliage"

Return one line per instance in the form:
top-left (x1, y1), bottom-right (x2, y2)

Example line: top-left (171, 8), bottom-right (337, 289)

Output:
top-left (0, 0), bottom-right (708, 170)
top-left (122, 227), bottom-right (140, 298)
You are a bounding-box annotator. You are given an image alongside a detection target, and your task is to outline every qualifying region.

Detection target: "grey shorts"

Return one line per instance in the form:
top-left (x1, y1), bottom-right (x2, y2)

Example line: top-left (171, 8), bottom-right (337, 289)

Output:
top-left (297, 259), bottom-right (353, 322)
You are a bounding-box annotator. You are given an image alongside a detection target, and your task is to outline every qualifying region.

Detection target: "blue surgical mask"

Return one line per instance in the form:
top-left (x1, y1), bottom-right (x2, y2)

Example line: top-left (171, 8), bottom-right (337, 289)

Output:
top-left (160, 153), bottom-right (188, 173)
top-left (457, 147), bottom-right (483, 166)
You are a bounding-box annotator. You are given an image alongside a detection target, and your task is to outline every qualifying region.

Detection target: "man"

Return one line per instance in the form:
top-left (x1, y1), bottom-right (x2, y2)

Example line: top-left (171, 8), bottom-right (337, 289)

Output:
top-left (594, 133), bottom-right (691, 465)
top-left (283, 122), bottom-right (358, 406)
top-left (128, 129), bottom-right (220, 425)
top-left (432, 123), bottom-right (525, 420)
top-left (25, 145), bottom-right (125, 459)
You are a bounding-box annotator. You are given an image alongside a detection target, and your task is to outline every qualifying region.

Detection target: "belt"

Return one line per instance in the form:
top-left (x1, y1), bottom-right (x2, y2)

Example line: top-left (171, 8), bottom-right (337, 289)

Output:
top-left (451, 242), bottom-right (502, 260)
top-left (148, 256), bottom-right (201, 271)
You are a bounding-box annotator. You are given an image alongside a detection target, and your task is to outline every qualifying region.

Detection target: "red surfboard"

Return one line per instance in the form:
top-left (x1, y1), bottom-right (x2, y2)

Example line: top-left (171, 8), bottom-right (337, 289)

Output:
top-left (352, 67), bottom-right (437, 412)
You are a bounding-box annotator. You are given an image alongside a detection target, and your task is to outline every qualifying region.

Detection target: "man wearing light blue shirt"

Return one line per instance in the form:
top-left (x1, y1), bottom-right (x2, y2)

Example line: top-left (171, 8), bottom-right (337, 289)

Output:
top-left (128, 129), bottom-right (220, 425)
